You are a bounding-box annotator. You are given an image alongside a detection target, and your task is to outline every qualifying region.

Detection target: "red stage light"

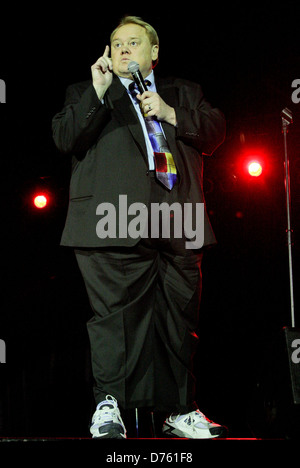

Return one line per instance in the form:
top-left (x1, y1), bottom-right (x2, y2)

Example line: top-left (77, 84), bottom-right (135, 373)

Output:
top-left (33, 194), bottom-right (48, 209)
top-left (247, 160), bottom-right (263, 177)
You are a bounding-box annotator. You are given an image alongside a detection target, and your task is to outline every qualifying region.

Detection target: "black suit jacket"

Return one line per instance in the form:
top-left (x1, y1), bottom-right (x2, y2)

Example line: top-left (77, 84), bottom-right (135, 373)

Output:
top-left (52, 74), bottom-right (225, 248)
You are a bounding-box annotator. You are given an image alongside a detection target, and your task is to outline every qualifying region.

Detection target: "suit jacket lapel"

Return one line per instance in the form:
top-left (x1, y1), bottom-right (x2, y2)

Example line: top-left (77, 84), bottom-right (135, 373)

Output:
top-left (107, 76), bottom-right (148, 165)
top-left (107, 75), bottom-right (180, 169)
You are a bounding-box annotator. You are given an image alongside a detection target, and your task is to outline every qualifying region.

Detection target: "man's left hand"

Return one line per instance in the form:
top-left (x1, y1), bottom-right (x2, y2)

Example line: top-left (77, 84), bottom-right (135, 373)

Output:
top-left (137, 91), bottom-right (177, 126)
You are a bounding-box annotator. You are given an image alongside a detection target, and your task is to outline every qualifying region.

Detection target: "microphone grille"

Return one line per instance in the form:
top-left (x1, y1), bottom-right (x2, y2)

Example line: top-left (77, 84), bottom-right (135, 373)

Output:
top-left (128, 61), bottom-right (139, 73)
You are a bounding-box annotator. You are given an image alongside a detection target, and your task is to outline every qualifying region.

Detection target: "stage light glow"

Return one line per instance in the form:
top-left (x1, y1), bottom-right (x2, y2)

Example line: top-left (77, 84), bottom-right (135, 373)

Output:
top-left (33, 194), bottom-right (48, 209)
top-left (248, 161), bottom-right (263, 177)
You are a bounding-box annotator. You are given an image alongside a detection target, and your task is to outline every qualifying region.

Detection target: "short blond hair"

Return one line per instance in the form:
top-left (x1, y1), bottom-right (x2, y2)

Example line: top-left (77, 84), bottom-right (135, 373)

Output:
top-left (110, 15), bottom-right (159, 47)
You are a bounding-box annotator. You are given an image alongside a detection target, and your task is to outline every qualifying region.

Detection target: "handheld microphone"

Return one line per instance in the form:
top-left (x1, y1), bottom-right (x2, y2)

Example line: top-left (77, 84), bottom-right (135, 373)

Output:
top-left (128, 61), bottom-right (148, 94)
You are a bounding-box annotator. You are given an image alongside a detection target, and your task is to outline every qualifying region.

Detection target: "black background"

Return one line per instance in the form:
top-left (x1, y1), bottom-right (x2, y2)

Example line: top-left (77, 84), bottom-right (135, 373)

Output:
top-left (1, 2), bottom-right (300, 440)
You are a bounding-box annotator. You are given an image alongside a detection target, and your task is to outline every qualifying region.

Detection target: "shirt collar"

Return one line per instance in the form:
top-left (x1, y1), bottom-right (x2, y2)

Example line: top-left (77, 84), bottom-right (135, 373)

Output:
top-left (118, 70), bottom-right (155, 91)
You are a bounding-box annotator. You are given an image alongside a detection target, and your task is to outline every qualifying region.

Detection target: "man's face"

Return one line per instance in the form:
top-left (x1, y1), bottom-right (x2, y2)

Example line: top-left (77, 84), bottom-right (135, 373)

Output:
top-left (111, 23), bottom-right (158, 79)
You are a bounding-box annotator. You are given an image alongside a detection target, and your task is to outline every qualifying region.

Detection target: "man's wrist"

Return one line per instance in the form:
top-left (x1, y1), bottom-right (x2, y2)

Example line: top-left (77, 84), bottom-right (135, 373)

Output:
top-left (93, 83), bottom-right (109, 101)
top-left (166, 107), bottom-right (177, 126)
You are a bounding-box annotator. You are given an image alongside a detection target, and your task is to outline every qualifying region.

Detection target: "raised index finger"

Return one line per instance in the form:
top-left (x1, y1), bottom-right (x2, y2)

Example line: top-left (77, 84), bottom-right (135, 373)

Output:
top-left (103, 45), bottom-right (110, 57)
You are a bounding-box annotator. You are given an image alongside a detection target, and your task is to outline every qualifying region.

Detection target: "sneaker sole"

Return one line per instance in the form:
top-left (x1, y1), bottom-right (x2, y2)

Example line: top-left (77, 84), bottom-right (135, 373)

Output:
top-left (91, 423), bottom-right (126, 439)
top-left (93, 433), bottom-right (126, 439)
top-left (162, 422), bottom-right (226, 439)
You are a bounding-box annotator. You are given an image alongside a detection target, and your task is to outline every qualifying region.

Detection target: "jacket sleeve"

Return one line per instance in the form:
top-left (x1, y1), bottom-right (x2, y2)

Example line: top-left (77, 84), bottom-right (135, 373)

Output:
top-left (174, 80), bottom-right (226, 156)
top-left (52, 82), bottom-right (111, 155)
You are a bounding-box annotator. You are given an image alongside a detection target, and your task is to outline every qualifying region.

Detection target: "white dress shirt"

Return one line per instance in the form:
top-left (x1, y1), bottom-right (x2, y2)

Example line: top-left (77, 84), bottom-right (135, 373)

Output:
top-left (119, 71), bottom-right (156, 170)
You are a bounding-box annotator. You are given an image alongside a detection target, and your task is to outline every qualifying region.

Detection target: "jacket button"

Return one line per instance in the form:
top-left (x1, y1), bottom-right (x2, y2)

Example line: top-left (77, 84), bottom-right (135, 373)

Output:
top-left (146, 170), bottom-right (149, 175)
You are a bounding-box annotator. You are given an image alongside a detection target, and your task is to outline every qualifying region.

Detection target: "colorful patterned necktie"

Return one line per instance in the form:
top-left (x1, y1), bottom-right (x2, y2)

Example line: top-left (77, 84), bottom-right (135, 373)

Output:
top-left (129, 81), bottom-right (177, 190)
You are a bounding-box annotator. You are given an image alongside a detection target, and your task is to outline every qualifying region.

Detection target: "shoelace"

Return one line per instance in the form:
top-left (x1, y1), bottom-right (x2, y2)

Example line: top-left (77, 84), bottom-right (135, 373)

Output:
top-left (93, 406), bottom-right (115, 424)
top-left (194, 409), bottom-right (213, 423)
top-left (93, 397), bottom-right (120, 426)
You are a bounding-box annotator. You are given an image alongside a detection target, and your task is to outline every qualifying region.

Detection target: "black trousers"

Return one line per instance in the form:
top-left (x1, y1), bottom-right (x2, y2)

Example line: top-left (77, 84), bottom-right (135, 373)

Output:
top-left (75, 174), bottom-right (203, 413)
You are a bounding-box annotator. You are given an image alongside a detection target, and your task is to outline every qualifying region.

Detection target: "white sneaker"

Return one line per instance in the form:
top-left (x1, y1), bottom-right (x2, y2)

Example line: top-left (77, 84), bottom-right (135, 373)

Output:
top-left (162, 409), bottom-right (226, 439)
top-left (90, 395), bottom-right (127, 439)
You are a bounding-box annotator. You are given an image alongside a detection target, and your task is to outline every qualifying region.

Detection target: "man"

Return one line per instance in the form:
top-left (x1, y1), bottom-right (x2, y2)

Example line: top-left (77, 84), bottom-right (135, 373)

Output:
top-left (52, 16), bottom-right (226, 439)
